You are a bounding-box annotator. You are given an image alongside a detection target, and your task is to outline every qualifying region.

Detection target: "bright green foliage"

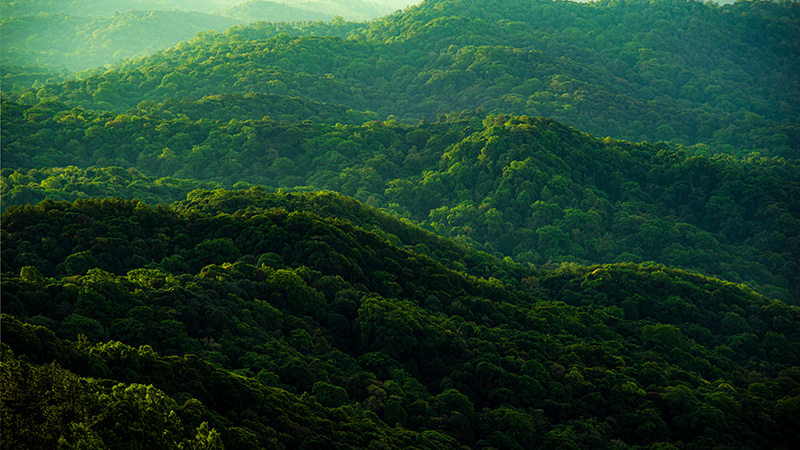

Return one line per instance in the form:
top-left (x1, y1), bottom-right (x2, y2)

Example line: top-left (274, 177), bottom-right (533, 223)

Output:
top-left (7, 0), bottom-right (799, 154)
top-left (0, 164), bottom-right (224, 207)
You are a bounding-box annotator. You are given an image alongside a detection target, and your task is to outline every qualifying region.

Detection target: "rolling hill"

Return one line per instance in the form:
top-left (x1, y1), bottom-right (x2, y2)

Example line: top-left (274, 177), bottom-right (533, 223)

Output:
top-left (2, 191), bottom-right (800, 449)
top-left (219, 0), bottom-right (393, 22)
top-left (2, 2), bottom-right (800, 448)
top-left (0, 0), bottom-right (394, 74)
top-left (3, 99), bottom-right (798, 303)
top-left (0, 10), bottom-right (239, 71)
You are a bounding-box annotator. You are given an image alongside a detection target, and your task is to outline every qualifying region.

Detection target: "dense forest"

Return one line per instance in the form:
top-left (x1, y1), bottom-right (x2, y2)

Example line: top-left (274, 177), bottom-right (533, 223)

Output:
top-left (3, 99), bottom-right (799, 303)
top-left (5, 0), bottom-right (799, 155)
top-left (2, 0), bottom-right (800, 449)
top-left (3, 192), bottom-right (800, 449)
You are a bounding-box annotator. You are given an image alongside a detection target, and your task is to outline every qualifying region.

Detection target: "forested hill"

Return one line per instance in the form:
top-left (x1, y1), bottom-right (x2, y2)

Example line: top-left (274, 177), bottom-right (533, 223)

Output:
top-left (2, 192), bottom-right (800, 449)
top-left (4, 100), bottom-right (799, 303)
top-left (9, 0), bottom-right (800, 156)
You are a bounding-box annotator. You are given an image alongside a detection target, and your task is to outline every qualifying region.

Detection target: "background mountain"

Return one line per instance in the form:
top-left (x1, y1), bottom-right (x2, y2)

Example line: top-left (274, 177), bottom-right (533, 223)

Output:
top-left (218, 0), bottom-right (398, 24)
top-left (0, 10), bottom-right (239, 72)
top-left (0, 0), bottom-right (394, 76)
top-left (7, 0), bottom-right (798, 156)
top-left (0, 0), bottom-right (226, 16)
top-left (2, 191), bottom-right (800, 449)
top-left (217, 1), bottom-right (337, 24)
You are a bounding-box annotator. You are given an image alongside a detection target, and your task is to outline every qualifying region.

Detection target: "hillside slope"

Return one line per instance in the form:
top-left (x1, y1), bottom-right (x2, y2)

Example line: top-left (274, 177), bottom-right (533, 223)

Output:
top-left (0, 0), bottom-right (224, 17)
top-left (217, 0), bottom-right (335, 23)
top-left (2, 192), bottom-right (799, 449)
top-left (5, 1), bottom-right (798, 448)
top-left (0, 0), bottom-right (393, 74)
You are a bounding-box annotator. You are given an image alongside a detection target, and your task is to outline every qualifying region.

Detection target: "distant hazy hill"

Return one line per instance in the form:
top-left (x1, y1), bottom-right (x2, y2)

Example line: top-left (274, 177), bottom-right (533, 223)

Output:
top-left (0, 10), bottom-right (240, 71)
top-left (0, 0), bottom-right (393, 73)
top-left (0, 0), bottom-right (228, 16)
top-left (226, 0), bottom-right (393, 21)
top-left (219, 0), bottom-right (394, 24)
top-left (218, 0), bottom-right (335, 23)
top-left (378, 0), bottom-right (420, 10)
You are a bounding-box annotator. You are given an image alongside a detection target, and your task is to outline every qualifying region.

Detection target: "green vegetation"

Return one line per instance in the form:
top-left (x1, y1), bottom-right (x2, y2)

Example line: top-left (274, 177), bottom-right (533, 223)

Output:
top-left (219, 0), bottom-right (393, 22)
top-left (0, 1), bottom-right (226, 17)
top-left (2, 1), bottom-right (799, 448)
top-left (2, 193), bottom-right (799, 449)
top-left (0, 10), bottom-right (239, 72)
top-left (218, 1), bottom-right (336, 24)
top-left (0, 165), bottom-right (226, 207)
top-left (7, 0), bottom-right (799, 155)
top-left (4, 100), bottom-right (798, 302)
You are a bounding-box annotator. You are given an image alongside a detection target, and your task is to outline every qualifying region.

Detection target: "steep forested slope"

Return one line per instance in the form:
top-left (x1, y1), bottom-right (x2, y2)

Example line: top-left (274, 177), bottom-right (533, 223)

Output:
top-left (10, 0), bottom-right (799, 155)
top-left (381, 115), bottom-right (800, 303)
top-left (2, 192), bottom-right (799, 449)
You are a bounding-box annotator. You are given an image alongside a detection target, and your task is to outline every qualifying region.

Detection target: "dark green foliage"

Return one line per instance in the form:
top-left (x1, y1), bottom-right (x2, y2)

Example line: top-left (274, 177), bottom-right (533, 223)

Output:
top-left (2, 193), bottom-right (800, 449)
top-left (134, 92), bottom-right (377, 123)
top-left (0, 345), bottom-right (218, 449)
